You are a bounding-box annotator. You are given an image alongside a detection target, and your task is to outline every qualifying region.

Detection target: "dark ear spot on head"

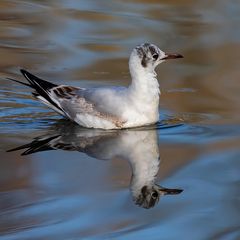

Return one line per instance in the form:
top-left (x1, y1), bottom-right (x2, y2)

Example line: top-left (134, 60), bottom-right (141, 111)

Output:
top-left (149, 45), bottom-right (156, 56)
top-left (141, 185), bottom-right (148, 196)
top-left (136, 46), bottom-right (148, 68)
top-left (141, 53), bottom-right (147, 68)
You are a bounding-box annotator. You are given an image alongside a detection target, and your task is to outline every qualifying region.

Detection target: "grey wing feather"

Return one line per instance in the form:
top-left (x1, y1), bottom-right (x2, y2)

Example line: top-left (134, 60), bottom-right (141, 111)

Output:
top-left (14, 69), bottom-right (123, 123)
top-left (52, 86), bottom-right (125, 121)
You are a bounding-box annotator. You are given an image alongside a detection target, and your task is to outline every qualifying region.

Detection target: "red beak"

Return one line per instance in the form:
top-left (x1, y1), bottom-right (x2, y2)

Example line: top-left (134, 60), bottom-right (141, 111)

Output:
top-left (162, 53), bottom-right (184, 60)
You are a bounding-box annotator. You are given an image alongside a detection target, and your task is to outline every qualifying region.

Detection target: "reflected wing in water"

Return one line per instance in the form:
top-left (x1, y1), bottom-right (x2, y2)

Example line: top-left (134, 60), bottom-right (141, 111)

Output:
top-left (7, 135), bottom-right (61, 155)
top-left (7, 121), bottom-right (120, 160)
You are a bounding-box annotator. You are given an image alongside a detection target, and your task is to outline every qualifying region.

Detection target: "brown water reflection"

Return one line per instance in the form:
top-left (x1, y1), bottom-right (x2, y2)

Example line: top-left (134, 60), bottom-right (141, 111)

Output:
top-left (0, 0), bottom-right (240, 239)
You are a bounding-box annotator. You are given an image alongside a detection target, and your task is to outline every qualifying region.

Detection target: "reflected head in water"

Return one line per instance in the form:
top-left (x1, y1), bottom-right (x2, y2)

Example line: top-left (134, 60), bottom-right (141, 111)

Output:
top-left (135, 185), bottom-right (183, 209)
top-left (7, 120), bottom-right (183, 209)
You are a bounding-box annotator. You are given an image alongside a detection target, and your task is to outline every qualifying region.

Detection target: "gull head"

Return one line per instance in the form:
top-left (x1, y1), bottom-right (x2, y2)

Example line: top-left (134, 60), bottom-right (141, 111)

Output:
top-left (130, 43), bottom-right (183, 73)
top-left (134, 184), bottom-right (183, 209)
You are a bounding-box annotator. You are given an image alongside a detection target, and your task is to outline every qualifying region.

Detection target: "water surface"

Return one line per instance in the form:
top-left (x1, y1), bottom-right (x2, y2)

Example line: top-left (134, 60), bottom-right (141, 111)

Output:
top-left (0, 0), bottom-right (240, 239)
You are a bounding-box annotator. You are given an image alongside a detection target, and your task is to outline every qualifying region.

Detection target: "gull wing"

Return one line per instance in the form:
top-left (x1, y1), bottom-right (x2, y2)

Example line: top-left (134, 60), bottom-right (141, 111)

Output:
top-left (7, 122), bottom-right (120, 158)
top-left (50, 85), bottom-right (126, 127)
top-left (10, 69), bottom-right (125, 127)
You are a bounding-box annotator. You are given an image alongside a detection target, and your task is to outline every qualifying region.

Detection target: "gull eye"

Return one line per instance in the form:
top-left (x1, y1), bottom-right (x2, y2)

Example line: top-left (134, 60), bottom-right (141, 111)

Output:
top-left (151, 191), bottom-right (158, 199)
top-left (152, 53), bottom-right (159, 61)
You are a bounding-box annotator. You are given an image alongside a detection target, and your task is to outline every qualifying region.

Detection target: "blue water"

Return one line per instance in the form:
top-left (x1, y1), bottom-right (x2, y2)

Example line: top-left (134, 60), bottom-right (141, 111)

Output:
top-left (0, 0), bottom-right (240, 239)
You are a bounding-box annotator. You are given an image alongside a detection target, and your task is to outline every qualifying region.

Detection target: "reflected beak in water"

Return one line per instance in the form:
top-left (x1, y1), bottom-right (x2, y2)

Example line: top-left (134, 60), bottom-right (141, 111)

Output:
top-left (161, 53), bottom-right (184, 60)
top-left (158, 186), bottom-right (183, 195)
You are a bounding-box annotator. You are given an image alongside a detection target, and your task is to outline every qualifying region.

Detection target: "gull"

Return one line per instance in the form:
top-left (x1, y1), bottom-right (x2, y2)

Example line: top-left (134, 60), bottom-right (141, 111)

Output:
top-left (8, 43), bottom-right (183, 129)
top-left (7, 121), bottom-right (183, 209)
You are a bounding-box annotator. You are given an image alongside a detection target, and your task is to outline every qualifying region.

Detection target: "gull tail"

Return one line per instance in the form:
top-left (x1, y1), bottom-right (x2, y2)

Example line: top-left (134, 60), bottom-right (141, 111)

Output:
top-left (8, 69), bottom-right (65, 115)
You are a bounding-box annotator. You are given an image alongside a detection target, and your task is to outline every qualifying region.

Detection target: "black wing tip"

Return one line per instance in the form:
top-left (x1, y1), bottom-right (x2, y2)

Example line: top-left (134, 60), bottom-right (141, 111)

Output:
top-left (6, 77), bottom-right (31, 87)
top-left (19, 69), bottom-right (58, 88)
top-left (19, 68), bottom-right (63, 112)
top-left (6, 148), bottom-right (32, 156)
top-left (20, 68), bottom-right (31, 75)
top-left (6, 145), bottom-right (27, 153)
top-left (20, 68), bottom-right (27, 73)
top-left (20, 68), bottom-right (35, 80)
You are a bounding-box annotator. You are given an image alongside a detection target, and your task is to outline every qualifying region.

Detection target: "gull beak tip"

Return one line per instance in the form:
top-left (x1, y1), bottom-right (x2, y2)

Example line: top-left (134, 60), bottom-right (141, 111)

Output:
top-left (162, 53), bottom-right (184, 60)
top-left (176, 53), bottom-right (184, 59)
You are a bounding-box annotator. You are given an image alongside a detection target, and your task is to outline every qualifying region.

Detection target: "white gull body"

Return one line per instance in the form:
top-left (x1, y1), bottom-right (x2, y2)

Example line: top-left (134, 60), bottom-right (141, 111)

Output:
top-left (11, 43), bottom-right (183, 129)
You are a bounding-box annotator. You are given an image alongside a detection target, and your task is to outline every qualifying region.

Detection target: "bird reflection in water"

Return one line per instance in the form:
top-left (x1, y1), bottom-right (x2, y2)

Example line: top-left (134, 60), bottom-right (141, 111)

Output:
top-left (8, 121), bottom-right (183, 209)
